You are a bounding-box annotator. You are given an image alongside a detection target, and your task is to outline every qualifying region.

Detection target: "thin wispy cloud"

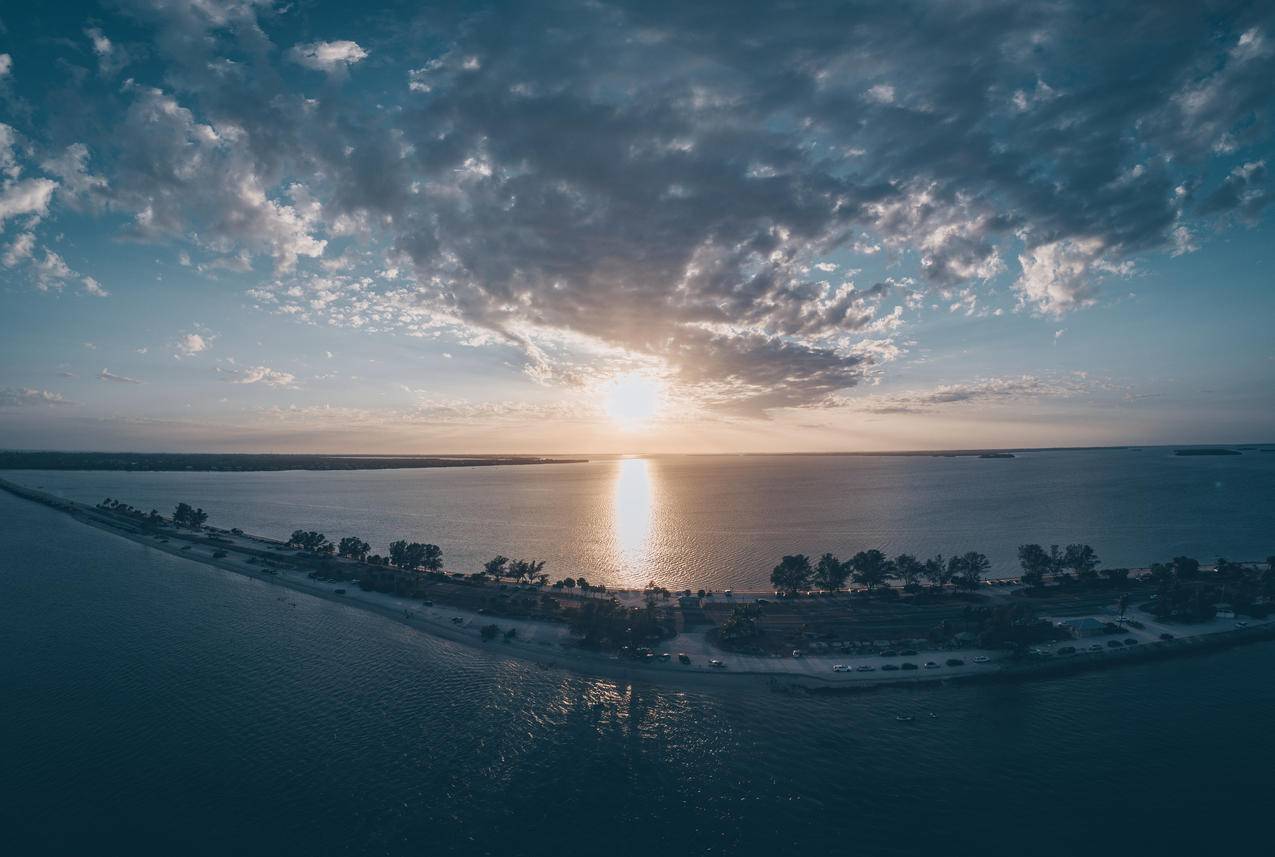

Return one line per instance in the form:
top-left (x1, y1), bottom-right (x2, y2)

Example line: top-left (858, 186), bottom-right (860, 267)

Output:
top-left (98, 368), bottom-right (142, 384)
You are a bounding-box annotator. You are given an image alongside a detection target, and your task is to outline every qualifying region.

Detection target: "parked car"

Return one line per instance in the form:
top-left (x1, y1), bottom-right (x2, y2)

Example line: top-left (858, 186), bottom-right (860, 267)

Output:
top-left (856, 665), bottom-right (875, 672)
top-left (973, 655), bottom-right (991, 663)
top-left (923, 661), bottom-right (940, 669)
top-left (1159, 633), bottom-right (1175, 641)
top-left (946, 658), bottom-right (965, 667)
top-left (1123, 638), bottom-right (1138, 646)
top-left (1088, 643), bottom-right (1104, 652)
top-left (881, 663), bottom-right (900, 671)
top-left (900, 650), bottom-right (918, 657)
top-left (678, 653), bottom-right (691, 664)
top-left (1107, 639), bottom-right (1123, 648)
top-left (1055, 646), bottom-right (1076, 655)
top-left (901, 662), bottom-right (919, 670)
top-left (709, 659), bottom-right (726, 668)
top-left (792, 649), bottom-right (802, 658)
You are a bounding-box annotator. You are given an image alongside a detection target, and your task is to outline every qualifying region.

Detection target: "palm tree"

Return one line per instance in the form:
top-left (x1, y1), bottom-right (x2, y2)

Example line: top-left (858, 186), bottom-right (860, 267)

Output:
top-left (484, 555), bottom-right (510, 581)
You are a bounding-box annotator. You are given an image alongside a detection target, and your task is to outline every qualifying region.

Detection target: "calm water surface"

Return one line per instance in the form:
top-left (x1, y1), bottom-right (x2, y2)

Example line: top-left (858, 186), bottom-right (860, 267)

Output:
top-left (10, 448), bottom-right (1275, 590)
top-left (2, 489), bottom-right (1273, 856)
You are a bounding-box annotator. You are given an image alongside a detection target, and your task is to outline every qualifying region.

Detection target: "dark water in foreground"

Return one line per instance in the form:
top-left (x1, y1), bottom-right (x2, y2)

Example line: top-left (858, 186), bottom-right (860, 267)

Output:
top-left (2, 490), bottom-right (1273, 856)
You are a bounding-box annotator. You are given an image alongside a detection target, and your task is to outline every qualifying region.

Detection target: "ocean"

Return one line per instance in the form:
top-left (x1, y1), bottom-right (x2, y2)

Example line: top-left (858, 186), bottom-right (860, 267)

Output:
top-left (7, 447), bottom-right (1274, 591)
top-left (3, 451), bottom-right (1274, 856)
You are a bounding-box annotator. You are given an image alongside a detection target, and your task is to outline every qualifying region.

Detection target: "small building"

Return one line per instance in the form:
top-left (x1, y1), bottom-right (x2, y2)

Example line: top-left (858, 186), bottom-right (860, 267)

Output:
top-left (1058, 617), bottom-right (1106, 637)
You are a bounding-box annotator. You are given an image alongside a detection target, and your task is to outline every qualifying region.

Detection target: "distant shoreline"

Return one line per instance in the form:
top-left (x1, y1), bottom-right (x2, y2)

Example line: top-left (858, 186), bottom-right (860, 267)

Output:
top-left (0, 452), bottom-right (588, 473)
top-left (4, 475), bottom-right (1274, 693)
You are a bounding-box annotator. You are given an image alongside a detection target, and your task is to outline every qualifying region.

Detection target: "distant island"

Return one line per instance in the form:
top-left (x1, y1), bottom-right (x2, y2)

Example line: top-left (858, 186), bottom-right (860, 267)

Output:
top-left (978, 453), bottom-right (1015, 459)
top-left (0, 452), bottom-right (587, 472)
top-left (1174, 448), bottom-right (1241, 457)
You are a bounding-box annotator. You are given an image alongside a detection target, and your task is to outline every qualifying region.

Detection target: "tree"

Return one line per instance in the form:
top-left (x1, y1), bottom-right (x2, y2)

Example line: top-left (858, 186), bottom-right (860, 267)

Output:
top-left (1049, 544), bottom-right (1066, 581)
top-left (289, 530), bottom-right (332, 554)
top-left (1149, 562), bottom-right (1174, 585)
top-left (1172, 556), bottom-right (1201, 581)
top-left (850, 549), bottom-right (894, 591)
top-left (1063, 544), bottom-right (1101, 582)
top-left (922, 554), bottom-right (948, 588)
top-left (813, 552), bottom-right (848, 592)
top-left (509, 559), bottom-right (546, 584)
top-left (951, 552), bottom-right (989, 590)
top-left (388, 541), bottom-right (443, 571)
top-left (770, 554), bottom-right (812, 594)
top-left (1101, 567), bottom-right (1129, 585)
top-left (172, 502), bottom-right (207, 529)
top-left (1017, 544), bottom-right (1052, 588)
top-left (894, 554), bottom-right (924, 591)
top-left (718, 605), bottom-right (763, 642)
top-left (418, 543), bottom-right (443, 572)
top-left (337, 536), bottom-right (370, 561)
top-left (388, 540), bottom-right (409, 568)
top-left (485, 555), bottom-right (510, 581)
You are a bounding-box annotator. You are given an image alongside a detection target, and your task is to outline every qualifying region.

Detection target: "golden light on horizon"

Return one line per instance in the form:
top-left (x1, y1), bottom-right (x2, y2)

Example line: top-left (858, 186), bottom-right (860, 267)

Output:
top-left (601, 373), bottom-right (664, 430)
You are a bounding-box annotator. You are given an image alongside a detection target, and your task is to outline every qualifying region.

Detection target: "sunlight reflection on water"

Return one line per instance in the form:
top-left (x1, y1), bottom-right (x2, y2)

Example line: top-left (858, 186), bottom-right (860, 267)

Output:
top-left (612, 457), bottom-right (653, 587)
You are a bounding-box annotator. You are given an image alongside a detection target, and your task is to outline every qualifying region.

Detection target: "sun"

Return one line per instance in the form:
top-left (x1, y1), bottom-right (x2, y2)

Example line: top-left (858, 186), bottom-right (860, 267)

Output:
top-left (601, 374), bottom-right (663, 429)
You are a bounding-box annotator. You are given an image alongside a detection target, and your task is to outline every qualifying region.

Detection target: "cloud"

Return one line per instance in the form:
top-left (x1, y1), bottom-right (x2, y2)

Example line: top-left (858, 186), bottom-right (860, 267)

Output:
top-left (0, 54), bottom-right (10, 78)
top-left (0, 178), bottom-right (57, 226)
top-left (81, 276), bottom-right (110, 297)
top-left (175, 330), bottom-right (212, 357)
top-left (1014, 238), bottom-right (1130, 316)
top-left (32, 249), bottom-right (73, 291)
top-left (21, 1), bottom-right (1275, 413)
top-left (1198, 161), bottom-right (1270, 222)
top-left (85, 26), bottom-right (131, 76)
top-left (0, 387), bottom-right (72, 407)
top-left (852, 375), bottom-right (1088, 414)
top-left (41, 144), bottom-right (109, 206)
top-left (3, 231), bottom-right (34, 267)
top-left (98, 369), bottom-right (143, 384)
top-left (288, 40), bottom-right (368, 73)
top-left (218, 365), bottom-right (297, 387)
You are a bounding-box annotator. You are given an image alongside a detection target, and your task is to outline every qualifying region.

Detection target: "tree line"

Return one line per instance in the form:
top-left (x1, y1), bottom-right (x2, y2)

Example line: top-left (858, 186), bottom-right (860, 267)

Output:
top-left (1016, 543), bottom-right (1107, 587)
top-left (770, 549), bottom-right (990, 594)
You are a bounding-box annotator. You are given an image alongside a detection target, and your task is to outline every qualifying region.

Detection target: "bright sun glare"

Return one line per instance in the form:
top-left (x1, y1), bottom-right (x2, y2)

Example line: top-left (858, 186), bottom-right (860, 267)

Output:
top-left (602, 374), bottom-right (663, 429)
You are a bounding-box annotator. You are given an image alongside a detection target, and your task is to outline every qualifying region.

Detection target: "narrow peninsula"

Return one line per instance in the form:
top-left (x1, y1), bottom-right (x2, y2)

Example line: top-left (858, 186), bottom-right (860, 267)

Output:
top-left (2, 476), bottom-right (1272, 691)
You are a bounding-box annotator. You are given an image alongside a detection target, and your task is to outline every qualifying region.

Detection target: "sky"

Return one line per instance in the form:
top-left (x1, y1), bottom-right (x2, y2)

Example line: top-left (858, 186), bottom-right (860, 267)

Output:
top-left (0, 0), bottom-right (1272, 454)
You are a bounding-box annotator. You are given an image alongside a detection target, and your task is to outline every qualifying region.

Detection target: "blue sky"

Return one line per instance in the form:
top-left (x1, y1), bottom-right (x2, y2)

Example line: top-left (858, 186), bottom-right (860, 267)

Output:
top-left (0, 0), bottom-right (1272, 453)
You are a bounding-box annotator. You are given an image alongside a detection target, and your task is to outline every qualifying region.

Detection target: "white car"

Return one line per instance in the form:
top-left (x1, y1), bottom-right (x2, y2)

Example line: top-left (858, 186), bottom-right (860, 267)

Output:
top-left (832, 664), bottom-right (848, 672)
top-left (973, 656), bottom-right (991, 663)
top-left (792, 649), bottom-right (802, 658)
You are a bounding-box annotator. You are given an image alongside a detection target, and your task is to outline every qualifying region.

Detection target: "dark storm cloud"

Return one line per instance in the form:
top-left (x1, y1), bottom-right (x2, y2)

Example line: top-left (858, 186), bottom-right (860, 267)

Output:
top-left (28, 0), bottom-right (1275, 411)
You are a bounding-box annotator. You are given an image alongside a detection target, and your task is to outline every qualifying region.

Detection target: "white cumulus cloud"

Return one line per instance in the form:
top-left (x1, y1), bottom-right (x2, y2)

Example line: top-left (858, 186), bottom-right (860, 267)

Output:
top-left (289, 40), bottom-right (368, 73)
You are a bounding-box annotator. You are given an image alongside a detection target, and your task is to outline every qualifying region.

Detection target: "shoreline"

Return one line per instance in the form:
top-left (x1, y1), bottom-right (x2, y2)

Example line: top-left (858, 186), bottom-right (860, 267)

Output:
top-left (3, 475), bottom-right (1274, 693)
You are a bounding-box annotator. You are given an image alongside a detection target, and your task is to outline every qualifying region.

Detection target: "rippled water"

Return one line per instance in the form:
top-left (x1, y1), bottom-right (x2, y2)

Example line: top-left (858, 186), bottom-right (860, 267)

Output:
top-left (3, 488), bottom-right (1274, 856)
top-left (10, 447), bottom-right (1275, 591)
